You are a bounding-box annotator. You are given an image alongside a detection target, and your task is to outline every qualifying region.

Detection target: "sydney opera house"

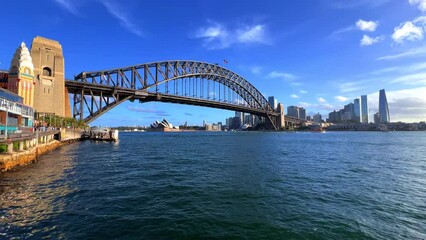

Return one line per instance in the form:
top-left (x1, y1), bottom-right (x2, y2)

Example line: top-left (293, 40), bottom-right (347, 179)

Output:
top-left (149, 119), bottom-right (179, 132)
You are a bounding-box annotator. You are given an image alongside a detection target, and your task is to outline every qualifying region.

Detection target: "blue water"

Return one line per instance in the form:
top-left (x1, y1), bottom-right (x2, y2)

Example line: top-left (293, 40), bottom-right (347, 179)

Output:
top-left (1, 131), bottom-right (425, 239)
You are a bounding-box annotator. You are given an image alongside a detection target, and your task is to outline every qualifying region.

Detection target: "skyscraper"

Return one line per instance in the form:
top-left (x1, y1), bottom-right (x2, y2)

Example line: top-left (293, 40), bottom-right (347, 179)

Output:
top-left (268, 96), bottom-right (277, 110)
top-left (361, 95), bottom-right (368, 123)
top-left (354, 98), bottom-right (361, 123)
top-left (379, 89), bottom-right (390, 123)
top-left (299, 108), bottom-right (306, 120)
top-left (287, 106), bottom-right (299, 118)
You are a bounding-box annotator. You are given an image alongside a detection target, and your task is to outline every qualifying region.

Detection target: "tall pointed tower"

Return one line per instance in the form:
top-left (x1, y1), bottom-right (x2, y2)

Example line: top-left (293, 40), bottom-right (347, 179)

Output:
top-left (30, 36), bottom-right (67, 117)
top-left (8, 42), bottom-right (35, 106)
top-left (379, 89), bottom-right (390, 123)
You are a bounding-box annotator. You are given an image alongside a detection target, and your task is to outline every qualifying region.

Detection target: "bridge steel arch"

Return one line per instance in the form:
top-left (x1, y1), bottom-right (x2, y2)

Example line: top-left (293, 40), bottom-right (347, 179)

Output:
top-left (66, 60), bottom-right (282, 129)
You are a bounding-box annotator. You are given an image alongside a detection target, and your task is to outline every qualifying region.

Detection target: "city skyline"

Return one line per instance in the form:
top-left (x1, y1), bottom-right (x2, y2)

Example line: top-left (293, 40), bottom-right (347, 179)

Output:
top-left (1, 0), bottom-right (426, 126)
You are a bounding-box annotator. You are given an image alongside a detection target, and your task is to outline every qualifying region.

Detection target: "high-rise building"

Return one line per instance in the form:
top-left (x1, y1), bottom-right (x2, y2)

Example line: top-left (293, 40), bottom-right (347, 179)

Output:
top-left (268, 96), bottom-right (277, 110)
top-left (353, 98), bottom-right (361, 122)
top-left (379, 89), bottom-right (390, 123)
top-left (8, 42), bottom-right (35, 107)
top-left (313, 112), bottom-right (322, 123)
top-left (299, 108), bottom-right (306, 120)
top-left (327, 110), bottom-right (339, 123)
top-left (235, 111), bottom-right (244, 127)
top-left (287, 106), bottom-right (306, 120)
top-left (361, 95), bottom-right (368, 123)
top-left (287, 106), bottom-right (299, 118)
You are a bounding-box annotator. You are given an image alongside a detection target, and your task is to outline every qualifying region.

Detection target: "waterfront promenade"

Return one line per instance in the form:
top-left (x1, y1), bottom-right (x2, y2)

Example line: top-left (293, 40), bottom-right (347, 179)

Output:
top-left (0, 128), bottom-right (82, 172)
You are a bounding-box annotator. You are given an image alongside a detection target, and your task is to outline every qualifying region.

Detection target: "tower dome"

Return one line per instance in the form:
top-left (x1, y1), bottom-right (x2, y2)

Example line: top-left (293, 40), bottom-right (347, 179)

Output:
top-left (9, 42), bottom-right (34, 75)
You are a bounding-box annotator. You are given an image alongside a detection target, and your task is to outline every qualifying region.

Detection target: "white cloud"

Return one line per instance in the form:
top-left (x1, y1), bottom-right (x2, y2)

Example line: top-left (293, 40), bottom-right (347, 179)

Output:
top-left (250, 66), bottom-right (262, 75)
top-left (377, 45), bottom-right (426, 60)
top-left (392, 17), bottom-right (425, 43)
top-left (367, 87), bottom-right (426, 122)
top-left (409, 0), bottom-right (426, 12)
top-left (317, 97), bottom-right (327, 103)
top-left (237, 25), bottom-right (268, 44)
top-left (360, 34), bottom-right (384, 46)
top-left (373, 62), bottom-right (426, 74)
top-left (194, 22), bottom-right (270, 49)
top-left (338, 81), bottom-right (366, 93)
top-left (335, 96), bottom-right (349, 102)
top-left (391, 72), bottom-right (426, 85)
top-left (267, 71), bottom-right (298, 81)
top-left (299, 90), bottom-right (308, 94)
top-left (298, 102), bottom-right (311, 108)
top-left (328, 26), bottom-right (355, 40)
top-left (54, 0), bottom-right (78, 14)
top-left (356, 20), bottom-right (379, 32)
top-left (290, 94), bottom-right (299, 99)
top-left (101, 0), bottom-right (143, 37)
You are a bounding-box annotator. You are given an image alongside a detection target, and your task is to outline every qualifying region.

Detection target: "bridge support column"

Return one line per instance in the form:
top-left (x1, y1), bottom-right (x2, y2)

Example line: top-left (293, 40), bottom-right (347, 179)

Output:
top-left (276, 103), bottom-right (285, 130)
top-left (19, 141), bottom-right (24, 151)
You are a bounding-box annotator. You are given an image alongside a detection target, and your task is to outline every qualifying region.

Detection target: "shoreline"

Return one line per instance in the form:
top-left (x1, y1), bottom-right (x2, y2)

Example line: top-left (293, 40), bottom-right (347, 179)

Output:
top-left (0, 137), bottom-right (81, 173)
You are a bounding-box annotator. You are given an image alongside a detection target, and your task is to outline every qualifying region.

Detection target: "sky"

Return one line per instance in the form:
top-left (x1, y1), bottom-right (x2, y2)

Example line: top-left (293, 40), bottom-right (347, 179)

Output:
top-left (1, 0), bottom-right (426, 126)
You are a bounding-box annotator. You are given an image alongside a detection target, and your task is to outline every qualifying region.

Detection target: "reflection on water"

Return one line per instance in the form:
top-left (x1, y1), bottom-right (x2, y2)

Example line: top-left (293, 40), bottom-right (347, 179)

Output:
top-left (0, 132), bottom-right (425, 239)
top-left (0, 144), bottom-right (78, 239)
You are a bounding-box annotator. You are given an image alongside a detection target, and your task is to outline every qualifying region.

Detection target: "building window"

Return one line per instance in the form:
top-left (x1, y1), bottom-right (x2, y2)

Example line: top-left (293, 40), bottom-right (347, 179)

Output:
top-left (43, 67), bottom-right (52, 77)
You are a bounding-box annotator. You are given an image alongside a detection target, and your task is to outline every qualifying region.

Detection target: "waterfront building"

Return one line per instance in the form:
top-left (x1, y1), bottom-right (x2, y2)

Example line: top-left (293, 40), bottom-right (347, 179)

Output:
top-left (379, 89), bottom-right (390, 123)
top-left (287, 106), bottom-right (299, 118)
top-left (287, 106), bottom-right (306, 120)
top-left (0, 87), bottom-right (34, 135)
top-left (374, 112), bottom-right (381, 124)
top-left (8, 42), bottom-right (35, 107)
top-left (31, 36), bottom-right (71, 118)
top-left (354, 98), bottom-right (361, 123)
top-left (205, 123), bottom-right (221, 131)
top-left (268, 96), bottom-right (277, 110)
top-left (235, 111), bottom-right (244, 127)
top-left (313, 112), bottom-right (322, 123)
top-left (226, 117), bottom-right (231, 129)
top-left (299, 108), bottom-right (306, 120)
top-left (361, 95), bottom-right (368, 123)
top-left (149, 119), bottom-right (178, 132)
top-left (231, 116), bottom-right (241, 129)
top-left (327, 110), bottom-right (339, 123)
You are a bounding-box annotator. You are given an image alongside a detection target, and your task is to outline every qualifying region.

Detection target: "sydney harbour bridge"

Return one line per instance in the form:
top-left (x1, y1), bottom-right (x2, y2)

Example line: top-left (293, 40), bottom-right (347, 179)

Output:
top-left (65, 60), bottom-right (304, 130)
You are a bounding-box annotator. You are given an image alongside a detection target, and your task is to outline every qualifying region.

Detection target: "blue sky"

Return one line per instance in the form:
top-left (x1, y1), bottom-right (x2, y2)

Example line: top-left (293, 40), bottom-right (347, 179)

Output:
top-left (1, 0), bottom-right (426, 126)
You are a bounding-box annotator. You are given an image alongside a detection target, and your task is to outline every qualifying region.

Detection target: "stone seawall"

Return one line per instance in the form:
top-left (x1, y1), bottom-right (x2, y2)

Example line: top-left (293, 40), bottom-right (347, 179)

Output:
top-left (0, 140), bottom-right (63, 172)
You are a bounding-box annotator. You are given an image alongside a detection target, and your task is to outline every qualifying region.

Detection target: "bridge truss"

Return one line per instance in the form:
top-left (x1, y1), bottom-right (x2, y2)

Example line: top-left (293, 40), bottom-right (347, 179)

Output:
top-left (66, 60), bottom-right (284, 129)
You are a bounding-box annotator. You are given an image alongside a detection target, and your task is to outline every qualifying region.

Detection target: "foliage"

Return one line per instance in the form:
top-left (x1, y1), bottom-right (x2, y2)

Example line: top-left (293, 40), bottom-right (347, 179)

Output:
top-left (0, 144), bottom-right (6, 153)
top-left (38, 115), bottom-right (88, 129)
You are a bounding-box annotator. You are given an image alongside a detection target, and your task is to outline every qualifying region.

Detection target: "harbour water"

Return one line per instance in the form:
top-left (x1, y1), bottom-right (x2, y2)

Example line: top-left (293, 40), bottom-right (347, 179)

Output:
top-left (0, 131), bottom-right (425, 239)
